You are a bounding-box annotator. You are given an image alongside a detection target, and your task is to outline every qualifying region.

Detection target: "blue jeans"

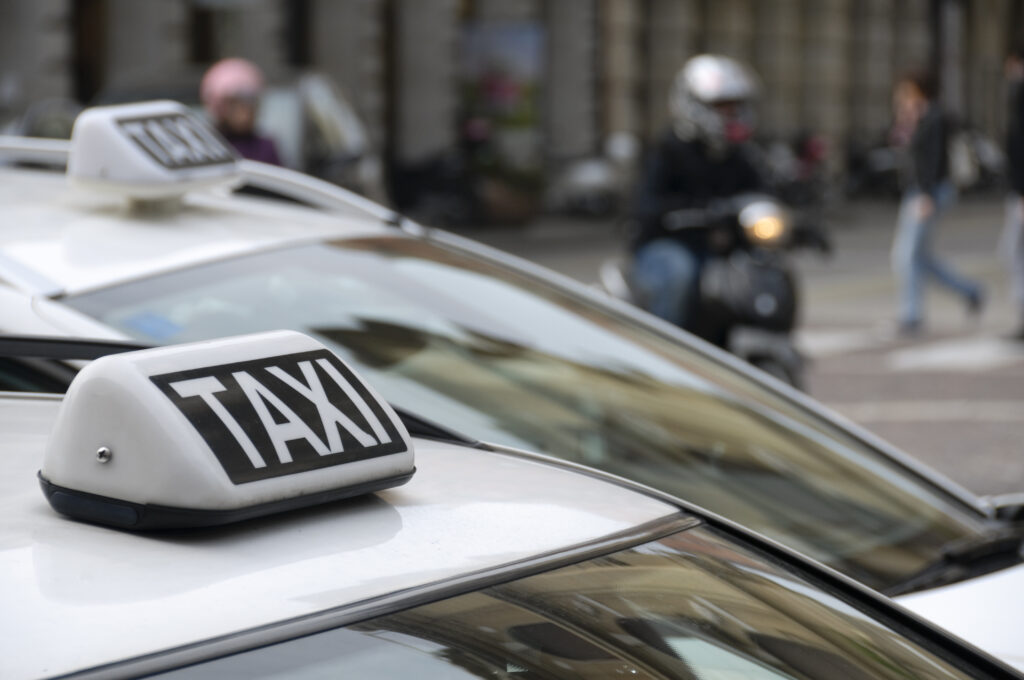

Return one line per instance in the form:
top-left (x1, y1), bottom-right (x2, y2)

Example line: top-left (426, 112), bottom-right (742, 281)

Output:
top-left (632, 239), bottom-right (701, 328)
top-left (891, 181), bottom-right (980, 325)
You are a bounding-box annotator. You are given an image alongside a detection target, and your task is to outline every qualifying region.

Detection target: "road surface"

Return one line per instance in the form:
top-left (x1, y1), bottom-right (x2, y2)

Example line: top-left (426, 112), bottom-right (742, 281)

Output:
top-left (453, 196), bottom-right (1024, 497)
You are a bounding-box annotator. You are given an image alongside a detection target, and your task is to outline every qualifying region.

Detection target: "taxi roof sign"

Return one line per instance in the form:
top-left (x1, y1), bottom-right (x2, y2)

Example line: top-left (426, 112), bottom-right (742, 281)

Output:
top-left (68, 100), bottom-right (242, 199)
top-left (39, 331), bottom-right (415, 530)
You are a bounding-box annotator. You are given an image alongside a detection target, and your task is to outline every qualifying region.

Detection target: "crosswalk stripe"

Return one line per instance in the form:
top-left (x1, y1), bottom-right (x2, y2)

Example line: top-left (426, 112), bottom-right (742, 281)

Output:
top-left (796, 327), bottom-right (893, 358)
top-left (798, 327), bottom-right (1024, 372)
top-left (829, 400), bottom-right (1024, 423)
top-left (887, 337), bottom-right (1024, 372)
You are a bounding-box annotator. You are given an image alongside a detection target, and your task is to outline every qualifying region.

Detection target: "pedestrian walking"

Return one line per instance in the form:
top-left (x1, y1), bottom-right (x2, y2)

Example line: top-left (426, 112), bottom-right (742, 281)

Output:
top-left (1002, 47), bottom-right (1024, 339)
top-left (891, 70), bottom-right (984, 336)
top-left (200, 58), bottom-right (282, 166)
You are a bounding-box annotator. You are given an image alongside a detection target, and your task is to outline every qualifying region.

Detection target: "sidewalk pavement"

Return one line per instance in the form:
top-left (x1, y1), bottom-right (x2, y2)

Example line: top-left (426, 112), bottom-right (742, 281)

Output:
top-left (797, 196), bottom-right (1016, 335)
top-left (794, 196), bottom-right (1024, 496)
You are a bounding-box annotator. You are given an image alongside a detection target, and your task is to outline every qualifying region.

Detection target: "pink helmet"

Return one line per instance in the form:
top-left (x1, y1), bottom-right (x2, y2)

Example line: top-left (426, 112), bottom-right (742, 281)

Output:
top-left (200, 58), bottom-right (265, 118)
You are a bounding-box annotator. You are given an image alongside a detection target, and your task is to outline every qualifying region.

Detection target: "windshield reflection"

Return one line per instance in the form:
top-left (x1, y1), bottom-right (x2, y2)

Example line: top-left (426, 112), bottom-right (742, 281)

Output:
top-left (153, 527), bottom-right (979, 680)
top-left (67, 236), bottom-right (992, 592)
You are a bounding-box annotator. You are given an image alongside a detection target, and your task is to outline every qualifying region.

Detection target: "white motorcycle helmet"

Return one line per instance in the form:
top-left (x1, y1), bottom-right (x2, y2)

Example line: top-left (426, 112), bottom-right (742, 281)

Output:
top-left (669, 54), bottom-right (760, 154)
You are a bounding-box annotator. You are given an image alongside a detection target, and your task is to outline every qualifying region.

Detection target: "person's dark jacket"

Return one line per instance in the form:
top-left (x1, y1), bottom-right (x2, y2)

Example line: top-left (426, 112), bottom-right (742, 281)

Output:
top-left (905, 104), bottom-right (950, 196)
top-left (222, 130), bottom-right (282, 166)
top-left (631, 130), bottom-right (761, 252)
top-left (1007, 80), bottom-right (1024, 195)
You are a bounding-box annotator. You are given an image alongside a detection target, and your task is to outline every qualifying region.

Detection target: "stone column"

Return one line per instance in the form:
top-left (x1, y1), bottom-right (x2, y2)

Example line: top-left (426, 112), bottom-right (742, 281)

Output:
top-left (216, 0), bottom-right (288, 80)
top-left (0, 0), bottom-right (71, 116)
top-left (801, 0), bottom-right (850, 171)
top-left (473, 0), bottom-right (538, 21)
top-left (893, 0), bottom-right (932, 73)
top-left (704, 0), bottom-right (755, 63)
top-left (599, 0), bottom-right (643, 139)
top-left (310, 0), bottom-right (388, 146)
top-left (645, 0), bottom-right (701, 137)
top-left (754, 0), bottom-right (802, 141)
top-left (966, 0), bottom-right (1009, 137)
top-left (392, 0), bottom-right (459, 165)
top-left (848, 0), bottom-right (895, 141)
top-left (938, 0), bottom-right (965, 118)
top-left (545, 0), bottom-right (597, 160)
top-left (103, 0), bottom-right (190, 89)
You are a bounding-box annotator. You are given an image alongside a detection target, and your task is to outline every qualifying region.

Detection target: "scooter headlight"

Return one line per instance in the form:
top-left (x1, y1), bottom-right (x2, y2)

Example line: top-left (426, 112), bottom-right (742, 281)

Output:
top-left (739, 200), bottom-right (790, 247)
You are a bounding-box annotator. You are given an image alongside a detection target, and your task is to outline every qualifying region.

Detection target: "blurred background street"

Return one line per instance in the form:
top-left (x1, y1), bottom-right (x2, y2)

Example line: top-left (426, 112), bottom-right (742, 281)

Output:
top-left (3, 0), bottom-right (1024, 496)
top-left (454, 196), bottom-right (1024, 497)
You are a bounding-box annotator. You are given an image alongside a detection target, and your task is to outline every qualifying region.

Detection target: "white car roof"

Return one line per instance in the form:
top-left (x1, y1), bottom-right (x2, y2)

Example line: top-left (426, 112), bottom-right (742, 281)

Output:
top-left (0, 395), bottom-right (681, 679)
top-left (0, 165), bottom-right (392, 296)
top-left (897, 562), bottom-right (1024, 669)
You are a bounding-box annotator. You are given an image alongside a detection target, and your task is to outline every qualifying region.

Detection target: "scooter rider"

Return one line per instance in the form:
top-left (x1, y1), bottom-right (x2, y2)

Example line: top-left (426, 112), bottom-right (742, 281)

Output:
top-left (631, 54), bottom-right (763, 332)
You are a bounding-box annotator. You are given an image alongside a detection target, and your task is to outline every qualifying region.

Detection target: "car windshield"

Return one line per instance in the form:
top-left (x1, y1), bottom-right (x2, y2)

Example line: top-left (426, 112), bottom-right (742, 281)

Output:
top-left (67, 236), bottom-right (991, 593)
top-left (152, 525), bottom-right (983, 680)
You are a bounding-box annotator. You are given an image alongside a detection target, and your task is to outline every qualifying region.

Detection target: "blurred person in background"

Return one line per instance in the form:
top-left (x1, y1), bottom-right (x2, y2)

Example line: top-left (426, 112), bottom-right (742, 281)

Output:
top-left (200, 58), bottom-right (281, 166)
top-left (630, 54), bottom-right (762, 332)
top-left (890, 70), bottom-right (984, 336)
top-left (1003, 46), bottom-right (1024, 340)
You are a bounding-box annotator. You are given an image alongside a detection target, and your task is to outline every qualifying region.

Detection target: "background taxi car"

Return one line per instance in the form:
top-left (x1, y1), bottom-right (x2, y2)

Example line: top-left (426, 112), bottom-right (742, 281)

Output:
top-left (1, 101), bottom-right (1023, 669)
top-left (1, 331), bottom-right (1020, 679)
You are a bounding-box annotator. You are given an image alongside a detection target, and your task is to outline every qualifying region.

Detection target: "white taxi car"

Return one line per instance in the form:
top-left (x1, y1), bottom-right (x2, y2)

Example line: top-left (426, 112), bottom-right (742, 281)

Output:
top-left (1, 331), bottom-right (1019, 679)
top-left (1, 101), bottom-right (1023, 669)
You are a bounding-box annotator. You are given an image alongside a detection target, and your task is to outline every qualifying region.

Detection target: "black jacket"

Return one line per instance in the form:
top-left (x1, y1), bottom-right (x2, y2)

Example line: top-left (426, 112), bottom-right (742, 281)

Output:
top-left (905, 104), bottom-right (950, 196)
top-left (1007, 81), bottom-right (1024, 195)
top-left (631, 131), bottom-right (762, 252)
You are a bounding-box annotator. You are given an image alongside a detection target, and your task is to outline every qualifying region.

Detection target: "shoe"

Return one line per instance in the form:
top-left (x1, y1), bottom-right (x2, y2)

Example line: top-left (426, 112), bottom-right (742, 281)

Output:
top-left (966, 289), bottom-right (985, 317)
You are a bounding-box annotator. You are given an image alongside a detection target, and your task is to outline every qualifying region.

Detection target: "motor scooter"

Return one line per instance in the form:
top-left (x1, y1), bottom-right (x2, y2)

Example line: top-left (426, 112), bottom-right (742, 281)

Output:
top-left (600, 194), bottom-right (829, 388)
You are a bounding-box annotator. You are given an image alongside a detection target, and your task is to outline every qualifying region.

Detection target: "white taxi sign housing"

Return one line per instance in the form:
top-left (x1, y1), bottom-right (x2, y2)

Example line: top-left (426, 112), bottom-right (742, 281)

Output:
top-left (68, 100), bottom-right (241, 199)
top-left (39, 331), bottom-right (415, 529)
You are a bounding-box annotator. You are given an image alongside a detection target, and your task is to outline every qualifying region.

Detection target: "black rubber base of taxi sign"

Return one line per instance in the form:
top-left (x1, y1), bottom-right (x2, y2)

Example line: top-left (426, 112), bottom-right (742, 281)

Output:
top-left (37, 470), bottom-right (414, 531)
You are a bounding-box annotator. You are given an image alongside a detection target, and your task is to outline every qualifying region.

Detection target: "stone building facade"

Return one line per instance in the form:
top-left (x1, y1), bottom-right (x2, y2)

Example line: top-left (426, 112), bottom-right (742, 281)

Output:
top-left (1, 0), bottom-right (1020, 188)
